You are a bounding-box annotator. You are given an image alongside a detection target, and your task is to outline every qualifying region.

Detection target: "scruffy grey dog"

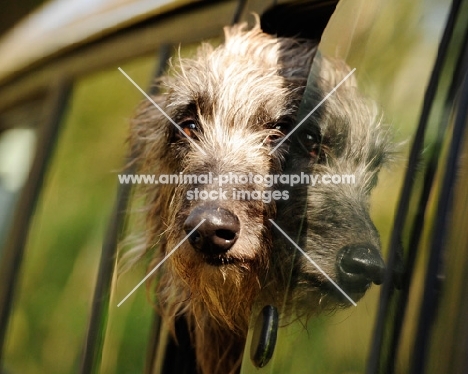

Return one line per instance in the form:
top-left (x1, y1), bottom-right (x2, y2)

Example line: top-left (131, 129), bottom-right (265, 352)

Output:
top-left (128, 22), bottom-right (390, 374)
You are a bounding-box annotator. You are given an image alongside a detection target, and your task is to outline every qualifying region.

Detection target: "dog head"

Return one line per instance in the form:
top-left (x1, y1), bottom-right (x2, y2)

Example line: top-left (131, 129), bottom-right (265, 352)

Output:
top-left (129, 23), bottom-right (390, 330)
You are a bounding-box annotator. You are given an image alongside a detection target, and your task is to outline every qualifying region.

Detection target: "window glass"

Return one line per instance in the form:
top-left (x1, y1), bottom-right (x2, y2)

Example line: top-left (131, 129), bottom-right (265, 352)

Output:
top-left (427, 107), bottom-right (468, 373)
top-left (239, 0), bottom-right (451, 372)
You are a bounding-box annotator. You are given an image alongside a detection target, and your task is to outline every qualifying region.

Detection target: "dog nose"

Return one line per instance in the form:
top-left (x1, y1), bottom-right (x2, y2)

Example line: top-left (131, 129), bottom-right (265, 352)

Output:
top-left (336, 244), bottom-right (386, 291)
top-left (183, 206), bottom-right (240, 256)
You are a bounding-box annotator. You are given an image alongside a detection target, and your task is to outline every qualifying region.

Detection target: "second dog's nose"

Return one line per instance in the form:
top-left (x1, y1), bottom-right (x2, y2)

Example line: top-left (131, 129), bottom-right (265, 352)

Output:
top-left (336, 244), bottom-right (386, 291)
top-left (184, 206), bottom-right (240, 256)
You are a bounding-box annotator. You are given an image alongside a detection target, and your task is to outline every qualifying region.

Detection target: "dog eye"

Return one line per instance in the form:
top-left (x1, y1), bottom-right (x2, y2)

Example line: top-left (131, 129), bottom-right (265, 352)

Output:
top-left (273, 122), bottom-right (291, 134)
top-left (178, 120), bottom-right (199, 139)
top-left (302, 133), bottom-right (323, 160)
top-left (265, 121), bottom-right (292, 144)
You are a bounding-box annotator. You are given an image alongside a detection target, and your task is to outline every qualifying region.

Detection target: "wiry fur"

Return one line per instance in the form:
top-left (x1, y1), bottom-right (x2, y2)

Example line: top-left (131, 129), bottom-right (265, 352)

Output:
top-left (273, 57), bottom-right (392, 313)
top-left (126, 22), bottom-right (391, 374)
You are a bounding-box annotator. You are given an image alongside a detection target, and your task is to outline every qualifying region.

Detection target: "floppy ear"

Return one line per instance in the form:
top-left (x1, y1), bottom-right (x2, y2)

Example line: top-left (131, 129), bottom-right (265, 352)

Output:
top-left (276, 38), bottom-right (318, 82)
top-left (129, 95), bottom-right (170, 173)
top-left (293, 52), bottom-right (358, 134)
top-left (128, 94), bottom-right (178, 247)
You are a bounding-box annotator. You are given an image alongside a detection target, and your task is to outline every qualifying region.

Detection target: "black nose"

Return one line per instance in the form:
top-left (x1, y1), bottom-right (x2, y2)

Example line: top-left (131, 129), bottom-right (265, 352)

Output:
top-left (336, 244), bottom-right (386, 291)
top-left (183, 206), bottom-right (240, 256)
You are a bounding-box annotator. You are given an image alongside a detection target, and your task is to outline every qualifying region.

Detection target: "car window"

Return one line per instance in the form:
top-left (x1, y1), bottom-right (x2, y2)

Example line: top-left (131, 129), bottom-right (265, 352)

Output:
top-left (366, 0), bottom-right (468, 371)
top-left (239, 0), bottom-right (451, 372)
top-left (426, 103), bottom-right (468, 373)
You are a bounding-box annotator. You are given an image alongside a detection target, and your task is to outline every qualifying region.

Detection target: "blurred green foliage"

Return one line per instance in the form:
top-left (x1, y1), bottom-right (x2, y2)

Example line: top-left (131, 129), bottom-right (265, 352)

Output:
top-left (4, 56), bottom-right (156, 373)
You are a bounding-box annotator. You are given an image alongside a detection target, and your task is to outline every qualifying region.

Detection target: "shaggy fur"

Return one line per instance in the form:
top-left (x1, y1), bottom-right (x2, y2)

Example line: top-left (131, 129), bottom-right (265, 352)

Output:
top-left (126, 22), bottom-right (391, 374)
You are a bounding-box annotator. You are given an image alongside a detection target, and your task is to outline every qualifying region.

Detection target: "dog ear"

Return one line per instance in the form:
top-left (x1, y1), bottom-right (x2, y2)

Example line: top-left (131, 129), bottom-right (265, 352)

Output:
top-left (294, 52), bottom-right (358, 133)
top-left (261, 0), bottom-right (339, 41)
top-left (129, 95), bottom-right (169, 171)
